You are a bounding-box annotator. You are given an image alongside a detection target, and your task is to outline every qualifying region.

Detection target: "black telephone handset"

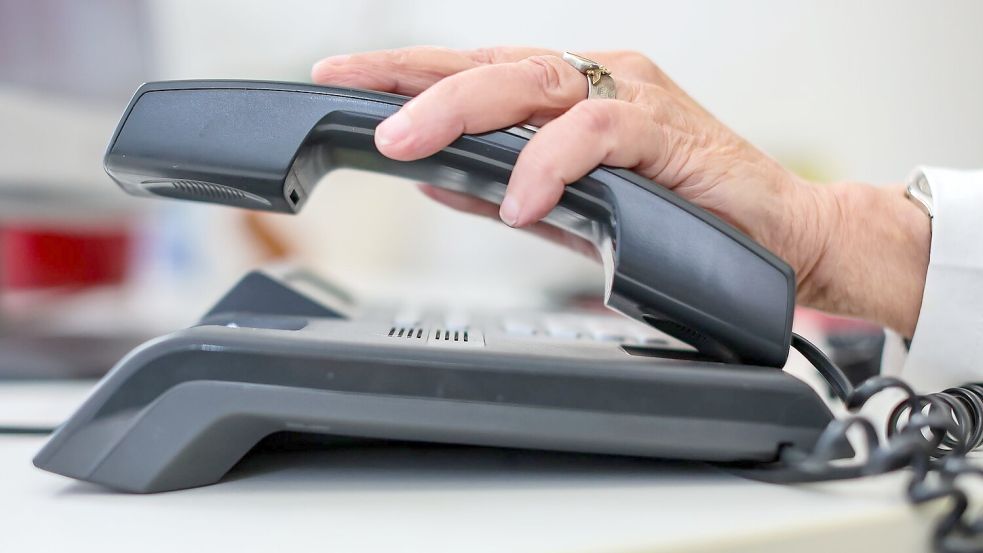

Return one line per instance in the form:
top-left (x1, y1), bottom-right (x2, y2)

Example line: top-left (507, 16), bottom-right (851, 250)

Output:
top-left (105, 80), bottom-right (795, 367)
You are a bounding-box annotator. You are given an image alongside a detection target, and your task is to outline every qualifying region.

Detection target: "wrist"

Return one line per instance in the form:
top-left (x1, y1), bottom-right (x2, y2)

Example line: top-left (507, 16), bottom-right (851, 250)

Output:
top-left (796, 181), bottom-right (931, 336)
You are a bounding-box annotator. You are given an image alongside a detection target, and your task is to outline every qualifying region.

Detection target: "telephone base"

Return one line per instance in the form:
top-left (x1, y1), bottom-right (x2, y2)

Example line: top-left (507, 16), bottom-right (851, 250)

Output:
top-left (34, 268), bottom-right (836, 493)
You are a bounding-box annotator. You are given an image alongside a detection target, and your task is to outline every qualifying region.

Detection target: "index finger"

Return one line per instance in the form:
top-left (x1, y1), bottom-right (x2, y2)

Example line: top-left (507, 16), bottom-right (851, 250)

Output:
top-left (310, 46), bottom-right (556, 95)
top-left (373, 55), bottom-right (648, 161)
top-left (311, 46), bottom-right (479, 96)
top-left (311, 45), bottom-right (635, 96)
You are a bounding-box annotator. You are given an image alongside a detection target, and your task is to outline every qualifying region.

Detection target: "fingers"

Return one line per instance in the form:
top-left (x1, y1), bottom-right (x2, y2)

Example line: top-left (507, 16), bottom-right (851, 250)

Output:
top-left (311, 46), bottom-right (561, 94)
top-left (375, 55), bottom-right (601, 160)
top-left (311, 45), bottom-right (662, 97)
top-left (466, 47), bottom-right (659, 80)
top-left (312, 46), bottom-right (685, 231)
top-left (311, 46), bottom-right (479, 95)
top-left (464, 46), bottom-right (556, 64)
top-left (501, 99), bottom-right (670, 227)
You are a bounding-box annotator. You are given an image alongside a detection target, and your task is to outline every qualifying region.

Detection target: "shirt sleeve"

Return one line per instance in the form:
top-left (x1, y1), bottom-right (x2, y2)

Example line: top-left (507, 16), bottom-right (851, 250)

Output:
top-left (880, 167), bottom-right (983, 392)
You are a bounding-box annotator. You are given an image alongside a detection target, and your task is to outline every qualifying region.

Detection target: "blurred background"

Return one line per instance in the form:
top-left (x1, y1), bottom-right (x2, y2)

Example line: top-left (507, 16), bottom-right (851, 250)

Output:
top-left (1, 0), bottom-right (981, 379)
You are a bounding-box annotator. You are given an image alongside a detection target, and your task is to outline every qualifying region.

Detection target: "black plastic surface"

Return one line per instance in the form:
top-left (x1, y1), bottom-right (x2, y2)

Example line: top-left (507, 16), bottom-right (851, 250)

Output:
top-left (103, 81), bottom-right (796, 367)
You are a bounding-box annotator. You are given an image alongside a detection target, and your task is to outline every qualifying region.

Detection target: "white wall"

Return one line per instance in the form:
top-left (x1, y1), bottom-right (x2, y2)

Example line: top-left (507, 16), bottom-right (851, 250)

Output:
top-left (147, 0), bottom-right (983, 180)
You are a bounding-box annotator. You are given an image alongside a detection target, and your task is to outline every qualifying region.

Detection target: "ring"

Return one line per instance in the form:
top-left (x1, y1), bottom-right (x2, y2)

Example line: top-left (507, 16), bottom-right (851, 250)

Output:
top-left (562, 52), bottom-right (617, 99)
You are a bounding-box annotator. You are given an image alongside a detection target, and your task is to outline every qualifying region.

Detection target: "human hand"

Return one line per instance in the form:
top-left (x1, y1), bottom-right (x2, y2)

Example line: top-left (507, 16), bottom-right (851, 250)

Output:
top-left (312, 46), bottom-right (930, 337)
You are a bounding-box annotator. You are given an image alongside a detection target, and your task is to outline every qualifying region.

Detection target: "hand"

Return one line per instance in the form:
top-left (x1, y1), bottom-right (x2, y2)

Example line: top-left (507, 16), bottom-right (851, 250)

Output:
top-left (312, 46), bottom-right (930, 337)
top-left (311, 47), bottom-right (827, 290)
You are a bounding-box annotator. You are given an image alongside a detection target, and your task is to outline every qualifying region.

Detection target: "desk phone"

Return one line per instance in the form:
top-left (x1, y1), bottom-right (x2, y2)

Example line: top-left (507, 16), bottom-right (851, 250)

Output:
top-left (35, 81), bottom-right (836, 493)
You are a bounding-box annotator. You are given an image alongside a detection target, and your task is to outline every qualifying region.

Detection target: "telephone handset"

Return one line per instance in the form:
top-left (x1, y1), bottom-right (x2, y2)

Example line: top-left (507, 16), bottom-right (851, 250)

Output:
top-left (104, 80), bottom-right (795, 367)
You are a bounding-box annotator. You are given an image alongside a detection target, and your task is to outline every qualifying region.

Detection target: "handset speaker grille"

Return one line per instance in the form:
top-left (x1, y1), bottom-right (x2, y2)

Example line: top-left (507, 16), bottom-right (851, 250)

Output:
top-left (142, 179), bottom-right (272, 208)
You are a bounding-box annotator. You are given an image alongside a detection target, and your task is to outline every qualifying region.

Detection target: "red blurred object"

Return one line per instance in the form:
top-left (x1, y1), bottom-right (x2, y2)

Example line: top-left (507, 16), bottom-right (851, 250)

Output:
top-left (1, 225), bottom-right (131, 289)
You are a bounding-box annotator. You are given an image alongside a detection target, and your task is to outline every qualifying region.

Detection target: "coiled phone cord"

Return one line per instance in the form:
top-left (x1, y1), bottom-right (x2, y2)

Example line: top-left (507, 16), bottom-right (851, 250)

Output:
top-left (789, 333), bottom-right (983, 553)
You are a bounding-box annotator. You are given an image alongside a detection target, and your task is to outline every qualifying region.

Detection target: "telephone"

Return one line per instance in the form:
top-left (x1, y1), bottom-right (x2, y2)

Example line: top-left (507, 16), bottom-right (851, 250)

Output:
top-left (17, 80), bottom-right (953, 504)
top-left (32, 80), bottom-right (983, 551)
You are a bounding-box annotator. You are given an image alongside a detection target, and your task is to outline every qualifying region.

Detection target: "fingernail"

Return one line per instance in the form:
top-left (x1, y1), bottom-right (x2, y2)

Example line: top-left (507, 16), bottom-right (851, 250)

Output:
top-left (376, 111), bottom-right (412, 148)
top-left (499, 195), bottom-right (521, 227)
top-left (311, 55), bottom-right (350, 78)
top-left (313, 54), bottom-right (350, 68)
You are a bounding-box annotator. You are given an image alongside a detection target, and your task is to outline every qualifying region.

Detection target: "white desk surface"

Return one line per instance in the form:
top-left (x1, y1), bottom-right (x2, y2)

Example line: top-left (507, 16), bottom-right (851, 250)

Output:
top-left (0, 381), bottom-right (943, 553)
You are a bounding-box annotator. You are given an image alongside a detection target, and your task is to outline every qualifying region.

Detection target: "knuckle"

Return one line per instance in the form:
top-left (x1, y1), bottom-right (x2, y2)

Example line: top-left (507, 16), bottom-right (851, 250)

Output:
top-left (619, 80), bottom-right (646, 104)
top-left (618, 50), bottom-right (654, 67)
top-left (640, 99), bottom-right (666, 124)
top-left (612, 50), bottom-right (664, 82)
top-left (637, 83), bottom-right (668, 106)
top-left (572, 101), bottom-right (615, 134)
top-left (470, 46), bottom-right (501, 64)
top-left (521, 55), bottom-right (568, 95)
top-left (383, 48), bottom-right (411, 68)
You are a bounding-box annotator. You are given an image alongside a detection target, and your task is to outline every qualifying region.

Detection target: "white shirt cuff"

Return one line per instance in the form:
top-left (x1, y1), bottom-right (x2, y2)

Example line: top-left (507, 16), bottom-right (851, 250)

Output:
top-left (886, 166), bottom-right (983, 392)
